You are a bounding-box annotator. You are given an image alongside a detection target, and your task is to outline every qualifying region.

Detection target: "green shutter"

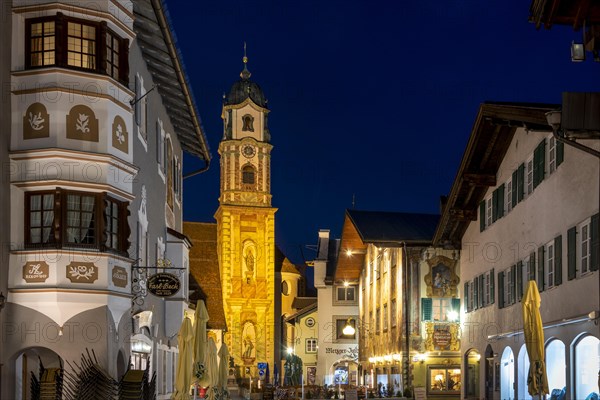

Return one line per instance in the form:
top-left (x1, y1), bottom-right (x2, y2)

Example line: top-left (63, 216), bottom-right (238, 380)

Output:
top-left (492, 189), bottom-right (499, 223)
top-left (451, 298), bottom-right (460, 315)
top-left (479, 274), bottom-right (484, 308)
top-left (510, 265), bottom-right (516, 305)
top-left (516, 261), bottom-right (523, 300)
top-left (533, 139), bottom-right (546, 189)
top-left (497, 184), bottom-right (505, 219)
top-left (554, 235), bottom-right (562, 286)
top-left (556, 139), bottom-right (564, 166)
top-left (473, 276), bottom-right (479, 309)
top-left (591, 213), bottom-right (599, 271)
top-left (511, 169), bottom-right (518, 207)
top-left (529, 251), bottom-right (536, 281)
top-left (538, 246), bottom-right (545, 292)
top-left (567, 226), bottom-right (577, 280)
top-left (421, 298), bottom-right (432, 321)
top-left (490, 269), bottom-right (495, 304)
top-left (479, 201), bottom-right (486, 232)
top-left (517, 163), bottom-right (525, 202)
top-left (497, 271), bottom-right (504, 309)
top-left (464, 282), bottom-right (470, 312)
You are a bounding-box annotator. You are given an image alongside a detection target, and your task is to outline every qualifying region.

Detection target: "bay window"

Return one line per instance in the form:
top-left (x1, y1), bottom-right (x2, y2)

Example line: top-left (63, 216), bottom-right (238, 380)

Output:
top-left (26, 14), bottom-right (129, 84)
top-left (25, 189), bottom-right (129, 255)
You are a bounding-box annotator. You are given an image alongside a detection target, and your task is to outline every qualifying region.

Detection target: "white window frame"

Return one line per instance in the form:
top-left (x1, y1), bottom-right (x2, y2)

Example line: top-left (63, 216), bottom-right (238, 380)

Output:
top-left (525, 255), bottom-right (534, 283)
top-left (546, 240), bottom-right (555, 289)
top-left (135, 73), bottom-right (148, 150)
top-left (431, 298), bottom-right (452, 322)
top-left (483, 271), bottom-right (491, 306)
top-left (579, 218), bottom-right (592, 275)
top-left (391, 299), bottom-right (397, 328)
top-left (526, 156), bottom-right (534, 196)
top-left (468, 281), bottom-right (474, 311)
top-left (306, 338), bottom-right (317, 353)
top-left (156, 119), bottom-right (166, 181)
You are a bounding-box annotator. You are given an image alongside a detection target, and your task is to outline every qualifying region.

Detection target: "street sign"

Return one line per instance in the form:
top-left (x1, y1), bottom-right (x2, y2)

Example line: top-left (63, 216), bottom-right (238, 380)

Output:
top-left (257, 362), bottom-right (267, 370)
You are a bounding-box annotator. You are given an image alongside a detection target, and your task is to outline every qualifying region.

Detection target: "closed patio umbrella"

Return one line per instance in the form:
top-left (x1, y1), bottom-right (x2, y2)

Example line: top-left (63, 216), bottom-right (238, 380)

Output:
top-left (204, 338), bottom-right (219, 400)
top-left (193, 300), bottom-right (209, 382)
top-left (218, 342), bottom-right (231, 391)
top-left (173, 317), bottom-right (194, 400)
top-left (522, 280), bottom-right (549, 399)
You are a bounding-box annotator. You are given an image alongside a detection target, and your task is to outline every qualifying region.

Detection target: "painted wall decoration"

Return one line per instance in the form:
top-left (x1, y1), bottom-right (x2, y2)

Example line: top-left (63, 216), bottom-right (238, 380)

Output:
top-left (66, 261), bottom-right (98, 283)
top-left (66, 105), bottom-right (99, 142)
top-left (111, 115), bottom-right (129, 153)
top-left (23, 261), bottom-right (50, 283)
top-left (23, 103), bottom-right (50, 139)
top-left (242, 321), bottom-right (257, 363)
top-left (424, 322), bottom-right (460, 351)
top-left (424, 255), bottom-right (459, 297)
top-left (112, 266), bottom-right (128, 288)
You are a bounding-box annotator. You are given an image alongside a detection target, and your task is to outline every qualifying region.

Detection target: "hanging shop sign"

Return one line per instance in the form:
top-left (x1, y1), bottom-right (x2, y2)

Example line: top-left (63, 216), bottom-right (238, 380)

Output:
top-left (112, 266), bottom-right (128, 288)
top-left (147, 272), bottom-right (180, 297)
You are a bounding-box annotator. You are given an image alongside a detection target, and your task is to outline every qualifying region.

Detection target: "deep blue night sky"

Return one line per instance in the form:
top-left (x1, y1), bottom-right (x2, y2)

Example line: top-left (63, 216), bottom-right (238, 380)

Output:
top-left (166, 0), bottom-right (600, 265)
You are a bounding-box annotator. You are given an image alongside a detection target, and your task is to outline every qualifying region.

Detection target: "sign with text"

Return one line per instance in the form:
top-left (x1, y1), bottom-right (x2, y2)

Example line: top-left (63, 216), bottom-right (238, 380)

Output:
top-left (112, 266), bottom-right (128, 288)
top-left (23, 261), bottom-right (49, 283)
top-left (147, 272), bottom-right (180, 297)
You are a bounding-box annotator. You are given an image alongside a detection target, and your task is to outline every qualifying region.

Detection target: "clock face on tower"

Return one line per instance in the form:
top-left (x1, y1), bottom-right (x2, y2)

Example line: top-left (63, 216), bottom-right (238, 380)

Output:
top-left (242, 145), bottom-right (256, 158)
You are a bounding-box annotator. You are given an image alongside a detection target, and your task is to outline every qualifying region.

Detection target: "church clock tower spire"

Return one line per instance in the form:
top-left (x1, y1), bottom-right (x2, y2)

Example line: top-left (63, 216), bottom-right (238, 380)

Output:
top-left (215, 48), bottom-right (278, 379)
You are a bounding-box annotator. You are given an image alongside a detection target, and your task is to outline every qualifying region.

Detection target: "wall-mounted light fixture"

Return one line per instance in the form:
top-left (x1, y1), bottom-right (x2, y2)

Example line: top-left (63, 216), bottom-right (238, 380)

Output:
top-left (572, 41), bottom-right (586, 62)
top-left (342, 318), bottom-right (356, 336)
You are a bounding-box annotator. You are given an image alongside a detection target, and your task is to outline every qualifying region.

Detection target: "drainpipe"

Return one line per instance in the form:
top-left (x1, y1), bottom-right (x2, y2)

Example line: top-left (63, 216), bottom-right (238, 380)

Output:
top-left (401, 242), bottom-right (412, 393)
top-left (183, 158), bottom-right (210, 179)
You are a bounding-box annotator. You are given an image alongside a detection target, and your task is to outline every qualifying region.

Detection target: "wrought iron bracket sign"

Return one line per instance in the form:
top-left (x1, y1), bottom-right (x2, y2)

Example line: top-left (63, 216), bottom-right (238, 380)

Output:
top-left (131, 258), bottom-right (185, 307)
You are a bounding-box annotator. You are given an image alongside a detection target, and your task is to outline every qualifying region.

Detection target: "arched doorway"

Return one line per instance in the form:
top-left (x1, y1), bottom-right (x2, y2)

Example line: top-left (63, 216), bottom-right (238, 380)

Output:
top-left (572, 334), bottom-right (599, 400)
top-left (13, 347), bottom-right (62, 400)
top-left (517, 344), bottom-right (532, 400)
top-left (500, 346), bottom-right (515, 400)
top-left (484, 345), bottom-right (494, 400)
top-left (329, 360), bottom-right (358, 386)
top-left (464, 349), bottom-right (481, 399)
top-left (545, 339), bottom-right (566, 395)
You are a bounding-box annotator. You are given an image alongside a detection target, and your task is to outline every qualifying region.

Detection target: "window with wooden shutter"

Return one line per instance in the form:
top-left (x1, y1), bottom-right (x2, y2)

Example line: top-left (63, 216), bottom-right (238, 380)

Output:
top-left (492, 189), bottom-right (499, 223)
top-left (517, 163), bottom-right (525, 202)
top-left (516, 261), bottom-right (523, 301)
top-left (473, 276), bottom-right (479, 309)
top-left (451, 298), bottom-right (460, 316)
top-left (478, 274), bottom-right (484, 308)
top-left (464, 282), bottom-right (470, 312)
top-left (546, 241), bottom-right (555, 289)
top-left (533, 139), bottom-right (546, 189)
top-left (421, 298), bottom-right (433, 321)
top-left (497, 271), bottom-right (504, 309)
top-left (511, 169), bottom-right (518, 207)
top-left (554, 235), bottom-right (562, 286)
top-left (479, 201), bottom-right (486, 232)
top-left (568, 226), bottom-right (577, 280)
top-left (538, 246), bottom-right (545, 291)
top-left (529, 251), bottom-right (536, 282)
top-left (591, 213), bottom-right (599, 271)
top-left (490, 269), bottom-right (495, 304)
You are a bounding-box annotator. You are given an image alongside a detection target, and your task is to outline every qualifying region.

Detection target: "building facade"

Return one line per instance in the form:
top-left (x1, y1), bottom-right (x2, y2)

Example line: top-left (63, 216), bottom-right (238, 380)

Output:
top-left (1, 1), bottom-right (210, 398)
top-left (215, 56), bottom-right (279, 379)
top-left (434, 101), bottom-right (599, 400)
top-left (314, 229), bottom-right (360, 387)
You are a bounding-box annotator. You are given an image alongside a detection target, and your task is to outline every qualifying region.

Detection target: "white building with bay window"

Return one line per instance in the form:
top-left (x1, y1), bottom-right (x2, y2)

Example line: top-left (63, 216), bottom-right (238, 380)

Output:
top-left (0, 1), bottom-right (210, 398)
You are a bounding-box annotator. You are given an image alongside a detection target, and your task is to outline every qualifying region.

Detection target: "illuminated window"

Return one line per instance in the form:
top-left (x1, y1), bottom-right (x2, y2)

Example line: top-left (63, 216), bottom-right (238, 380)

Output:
top-left (29, 20), bottom-right (55, 66)
top-left (428, 366), bottom-right (461, 394)
top-left (306, 338), bottom-right (317, 353)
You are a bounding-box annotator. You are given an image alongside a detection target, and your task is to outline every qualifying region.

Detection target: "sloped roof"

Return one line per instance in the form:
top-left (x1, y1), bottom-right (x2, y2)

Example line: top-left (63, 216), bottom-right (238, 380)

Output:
top-left (433, 102), bottom-right (557, 248)
top-left (346, 209), bottom-right (440, 246)
top-left (285, 302), bottom-right (317, 324)
top-left (184, 221), bottom-right (226, 330)
top-left (133, 0), bottom-right (210, 161)
top-left (281, 258), bottom-right (301, 275)
top-left (291, 297), bottom-right (317, 311)
top-left (335, 209), bottom-right (439, 282)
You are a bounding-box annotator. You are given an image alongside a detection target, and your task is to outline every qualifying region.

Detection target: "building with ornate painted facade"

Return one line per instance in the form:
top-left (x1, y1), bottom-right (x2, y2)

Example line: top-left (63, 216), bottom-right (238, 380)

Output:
top-left (333, 209), bottom-right (461, 399)
top-left (0, 1), bottom-right (210, 398)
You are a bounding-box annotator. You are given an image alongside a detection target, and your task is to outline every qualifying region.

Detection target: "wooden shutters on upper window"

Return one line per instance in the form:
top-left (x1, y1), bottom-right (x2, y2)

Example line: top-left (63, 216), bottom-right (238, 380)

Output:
top-left (533, 139), bottom-right (546, 189)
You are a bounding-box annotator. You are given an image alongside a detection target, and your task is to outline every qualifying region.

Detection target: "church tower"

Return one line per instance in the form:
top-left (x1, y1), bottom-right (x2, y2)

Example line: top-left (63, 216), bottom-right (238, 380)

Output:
top-left (215, 51), bottom-right (278, 378)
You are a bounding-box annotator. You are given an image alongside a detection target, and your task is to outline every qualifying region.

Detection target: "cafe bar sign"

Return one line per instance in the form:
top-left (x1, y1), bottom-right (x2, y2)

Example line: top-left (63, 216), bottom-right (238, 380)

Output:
top-left (147, 272), bottom-right (180, 297)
